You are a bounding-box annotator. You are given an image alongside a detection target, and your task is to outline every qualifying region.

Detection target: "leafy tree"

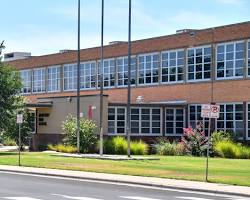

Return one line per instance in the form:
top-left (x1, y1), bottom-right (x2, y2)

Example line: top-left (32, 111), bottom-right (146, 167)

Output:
top-left (62, 115), bottom-right (97, 153)
top-left (0, 62), bottom-right (23, 133)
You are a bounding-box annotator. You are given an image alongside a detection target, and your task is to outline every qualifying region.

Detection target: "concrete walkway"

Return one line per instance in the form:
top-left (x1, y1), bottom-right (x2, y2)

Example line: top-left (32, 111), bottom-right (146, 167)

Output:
top-left (0, 146), bottom-right (18, 152)
top-left (0, 165), bottom-right (249, 197)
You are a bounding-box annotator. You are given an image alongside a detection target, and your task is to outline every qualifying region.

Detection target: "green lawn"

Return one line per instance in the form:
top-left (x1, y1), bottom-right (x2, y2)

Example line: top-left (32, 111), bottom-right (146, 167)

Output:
top-left (0, 152), bottom-right (249, 187)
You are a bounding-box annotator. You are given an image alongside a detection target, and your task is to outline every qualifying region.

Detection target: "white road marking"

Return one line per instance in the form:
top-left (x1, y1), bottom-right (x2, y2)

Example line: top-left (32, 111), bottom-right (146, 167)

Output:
top-left (3, 198), bottom-right (42, 200)
top-left (51, 194), bottom-right (103, 200)
top-left (120, 196), bottom-right (163, 200)
top-left (175, 197), bottom-right (214, 200)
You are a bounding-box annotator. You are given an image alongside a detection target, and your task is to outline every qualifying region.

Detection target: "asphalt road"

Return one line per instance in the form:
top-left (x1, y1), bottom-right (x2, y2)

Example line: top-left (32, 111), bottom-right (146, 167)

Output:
top-left (0, 171), bottom-right (248, 200)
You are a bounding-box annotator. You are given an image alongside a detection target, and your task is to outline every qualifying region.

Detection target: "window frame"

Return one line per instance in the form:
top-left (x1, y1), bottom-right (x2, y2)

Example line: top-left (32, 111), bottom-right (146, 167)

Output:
top-left (246, 103), bottom-right (250, 140)
top-left (216, 102), bottom-right (244, 139)
top-left (165, 107), bottom-right (185, 136)
top-left (20, 69), bottom-right (32, 94)
top-left (108, 106), bottom-right (127, 135)
top-left (161, 48), bottom-right (185, 84)
top-left (32, 67), bottom-right (46, 94)
top-left (63, 63), bottom-right (77, 92)
top-left (47, 65), bottom-right (61, 93)
top-left (215, 40), bottom-right (245, 80)
top-left (186, 45), bottom-right (212, 83)
top-left (116, 55), bottom-right (137, 88)
top-left (80, 61), bottom-right (97, 90)
top-left (138, 52), bottom-right (160, 86)
top-left (247, 39), bottom-right (250, 77)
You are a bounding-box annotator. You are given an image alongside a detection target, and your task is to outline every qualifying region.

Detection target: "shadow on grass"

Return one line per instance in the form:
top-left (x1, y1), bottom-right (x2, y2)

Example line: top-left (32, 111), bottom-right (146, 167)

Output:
top-left (0, 152), bottom-right (18, 156)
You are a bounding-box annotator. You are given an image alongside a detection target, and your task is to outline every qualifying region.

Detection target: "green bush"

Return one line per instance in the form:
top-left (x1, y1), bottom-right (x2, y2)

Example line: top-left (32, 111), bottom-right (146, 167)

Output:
top-left (2, 137), bottom-right (17, 146)
top-left (113, 136), bottom-right (127, 155)
top-left (62, 115), bottom-right (97, 153)
top-left (211, 131), bottom-right (234, 144)
top-left (214, 140), bottom-right (250, 159)
top-left (155, 140), bottom-right (176, 155)
top-left (130, 140), bottom-right (148, 155)
top-left (48, 144), bottom-right (77, 153)
top-left (155, 139), bottom-right (186, 156)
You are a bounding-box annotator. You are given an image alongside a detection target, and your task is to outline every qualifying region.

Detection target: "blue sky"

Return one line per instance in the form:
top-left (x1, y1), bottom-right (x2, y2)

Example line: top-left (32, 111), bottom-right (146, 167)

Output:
top-left (1, 0), bottom-right (250, 56)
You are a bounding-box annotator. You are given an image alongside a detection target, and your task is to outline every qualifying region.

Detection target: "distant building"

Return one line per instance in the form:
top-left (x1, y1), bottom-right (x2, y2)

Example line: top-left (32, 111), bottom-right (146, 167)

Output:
top-left (4, 52), bottom-right (31, 62)
top-left (7, 21), bottom-right (250, 149)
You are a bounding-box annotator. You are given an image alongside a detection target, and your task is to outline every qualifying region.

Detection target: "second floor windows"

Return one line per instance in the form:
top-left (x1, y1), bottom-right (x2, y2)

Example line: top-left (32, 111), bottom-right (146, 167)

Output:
top-left (248, 41), bottom-right (250, 76)
top-left (80, 62), bottom-right (96, 89)
top-left (161, 50), bottom-right (184, 83)
top-left (98, 59), bottom-right (115, 88)
top-left (33, 68), bottom-right (45, 93)
top-left (48, 66), bottom-right (61, 92)
top-left (216, 41), bottom-right (244, 79)
top-left (20, 70), bottom-right (31, 94)
top-left (187, 46), bottom-right (211, 81)
top-left (138, 53), bottom-right (159, 85)
top-left (117, 56), bottom-right (136, 86)
top-left (64, 64), bottom-right (77, 91)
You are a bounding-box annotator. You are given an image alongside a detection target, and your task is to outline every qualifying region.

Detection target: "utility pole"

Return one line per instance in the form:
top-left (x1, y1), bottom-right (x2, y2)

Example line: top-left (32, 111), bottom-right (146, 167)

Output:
top-left (76, 0), bottom-right (81, 154)
top-left (99, 0), bottom-right (104, 156)
top-left (126, 0), bottom-right (132, 157)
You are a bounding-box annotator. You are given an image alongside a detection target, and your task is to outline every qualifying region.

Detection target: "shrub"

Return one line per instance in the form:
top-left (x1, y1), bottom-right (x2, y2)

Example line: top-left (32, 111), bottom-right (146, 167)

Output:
top-left (113, 136), bottom-right (127, 155)
top-left (2, 137), bottom-right (17, 146)
top-left (214, 140), bottom-right (250, 159)
top-left (181, 127), bottom-right (208, 156)
top-left (211, 130), bottom-right (234, 145)
top-left (62, 115), bottom-right (97, 153)
top-left (130, 140), bottom-right (148, 155)
top-left (155, 139), bottom-right (176, 156)
top-left (154, 139), bottom-right (186, 156)
top-left (48, 144), bottom-right (77, 153)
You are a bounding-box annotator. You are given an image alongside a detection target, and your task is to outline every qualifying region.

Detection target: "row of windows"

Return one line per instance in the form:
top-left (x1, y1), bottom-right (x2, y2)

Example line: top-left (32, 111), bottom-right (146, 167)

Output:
top-left (20, 40), bottom-right (250, 94)
top-left (108, 103), bottom-right (250, 139)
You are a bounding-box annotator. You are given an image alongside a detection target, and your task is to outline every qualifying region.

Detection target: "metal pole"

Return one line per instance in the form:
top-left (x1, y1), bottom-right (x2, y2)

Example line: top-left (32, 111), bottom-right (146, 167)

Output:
top-left (206, 117), bottom-right (211, 182)
top-left (99, 0), bottom-right (104, 156)
top-left (18, 123), bottom-right (21, 166)
top-left (126, 0), bottom-right (132, 157)
top-left (76, 0), bottom-right (81, 154)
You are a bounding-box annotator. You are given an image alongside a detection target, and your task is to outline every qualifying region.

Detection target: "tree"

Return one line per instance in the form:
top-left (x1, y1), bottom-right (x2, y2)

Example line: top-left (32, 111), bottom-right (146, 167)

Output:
top-left (0, 62), bottom-right (23, 135)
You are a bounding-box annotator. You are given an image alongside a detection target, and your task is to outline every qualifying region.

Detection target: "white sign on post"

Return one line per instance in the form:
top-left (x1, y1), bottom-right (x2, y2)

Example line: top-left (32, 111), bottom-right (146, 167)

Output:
top-left (16, 114), bottom-right (23, 124)
top-left (201, 104), bottom-right (220, 119)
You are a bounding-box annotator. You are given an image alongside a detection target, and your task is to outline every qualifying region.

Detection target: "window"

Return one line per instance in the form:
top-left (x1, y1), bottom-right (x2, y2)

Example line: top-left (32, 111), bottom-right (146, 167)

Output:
top-left (27, 110), bottom-right (36, 133)
top-left (138, 53), bottom-right (159, 85)
top-left (248, 41), bottom-right (250, 76)
top-left (47, 66), bottom-right (61, 92)
top-left (98, 59), bottom-right (115, 88)
top-left (166, 108), bottom-right (185, 135)
top-left (32, 68), bottom-right (45, 93)
top-left (20, 70), bottom-right (31, 94)
top-left (117, 56), bottom-right (136, 86)
top-left (216, 41), bottom-right (244, 79)
top-left (187, 46), bottom-right (211, 81)
top-left (80, 61), bottom-right (96, 89)
top-left (247, 103), bottom-right (250, 139)
top-left (63, 64), bottom-right (77, 91)
top-left (108, 107), bottom-right (126, 134)
top-left (162, 50), bottom-right (184, 83)
top-left (217, 103), bottom-right (244, 138)
top-left (189, 105), bottom-right (209, 134)
top-left (108, 107), bottom-right (162, 135)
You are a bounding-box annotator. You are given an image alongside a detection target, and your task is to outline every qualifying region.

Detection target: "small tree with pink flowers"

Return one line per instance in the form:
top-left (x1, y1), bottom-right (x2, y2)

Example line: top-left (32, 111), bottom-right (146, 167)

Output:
top-left (181, 125), bottom-right (208, 156)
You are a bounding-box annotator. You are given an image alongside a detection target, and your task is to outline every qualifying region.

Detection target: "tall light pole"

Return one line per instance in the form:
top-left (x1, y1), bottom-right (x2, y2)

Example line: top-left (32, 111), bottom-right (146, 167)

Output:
top-left (99, 0), bottom-right (104, 156)
top-left (76, 0), bottom-right (81, 154)
top-left (126, 0), bottom-right (132, 157)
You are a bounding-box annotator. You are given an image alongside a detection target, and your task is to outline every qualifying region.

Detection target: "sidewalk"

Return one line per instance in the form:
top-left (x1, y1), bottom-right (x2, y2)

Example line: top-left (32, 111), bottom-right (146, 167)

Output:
top-left (0, 165), bottom-right (249, 197)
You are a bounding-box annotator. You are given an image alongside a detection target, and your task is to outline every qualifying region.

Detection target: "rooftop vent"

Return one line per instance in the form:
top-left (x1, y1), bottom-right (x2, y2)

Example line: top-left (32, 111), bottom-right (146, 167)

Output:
top-left (4, 52), bottom-right (31, 62)
top-left (176, 29), bottom-right (198, 34)
top-left (59, 49), bottom-right (74, 53)
top-left (109, 41), bottom-right (126, 45)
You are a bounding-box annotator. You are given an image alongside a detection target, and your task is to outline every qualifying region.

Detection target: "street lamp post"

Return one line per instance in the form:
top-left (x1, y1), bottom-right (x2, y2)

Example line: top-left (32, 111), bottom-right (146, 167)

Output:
top-left (99, 0), bottom-right (104, 156)
top-left (126, 0), bottom-right (132, 157)
top-left (76, 0), bottom-right (81, 154)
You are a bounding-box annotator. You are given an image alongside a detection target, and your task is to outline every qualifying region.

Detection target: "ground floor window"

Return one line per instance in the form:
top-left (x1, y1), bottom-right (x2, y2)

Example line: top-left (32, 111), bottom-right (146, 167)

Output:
top-left (27, 110), bottom-right (36, 133)
top-left (217, 103), bottom-right (244, 138)
top-left (108, 107), bottom-right (161, 135)
top-left (188, 105), bottom-right (209, 134)
top-left (248, 103), bottom-right (250, 139)
top-left (165, 108), bottom-right (185, 135)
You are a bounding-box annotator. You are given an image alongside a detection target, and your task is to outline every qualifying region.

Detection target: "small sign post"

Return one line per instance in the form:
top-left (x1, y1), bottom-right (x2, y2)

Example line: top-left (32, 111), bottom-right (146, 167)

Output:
top-left (16, 114), bottom-right (23, 166)
top-left (201, 104), bottom-right (220, 182)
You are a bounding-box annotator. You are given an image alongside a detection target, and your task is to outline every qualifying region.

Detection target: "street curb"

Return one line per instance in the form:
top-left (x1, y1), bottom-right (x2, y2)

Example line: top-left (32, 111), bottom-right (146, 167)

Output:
top-left (0, 167), bottom-right (249, 198)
